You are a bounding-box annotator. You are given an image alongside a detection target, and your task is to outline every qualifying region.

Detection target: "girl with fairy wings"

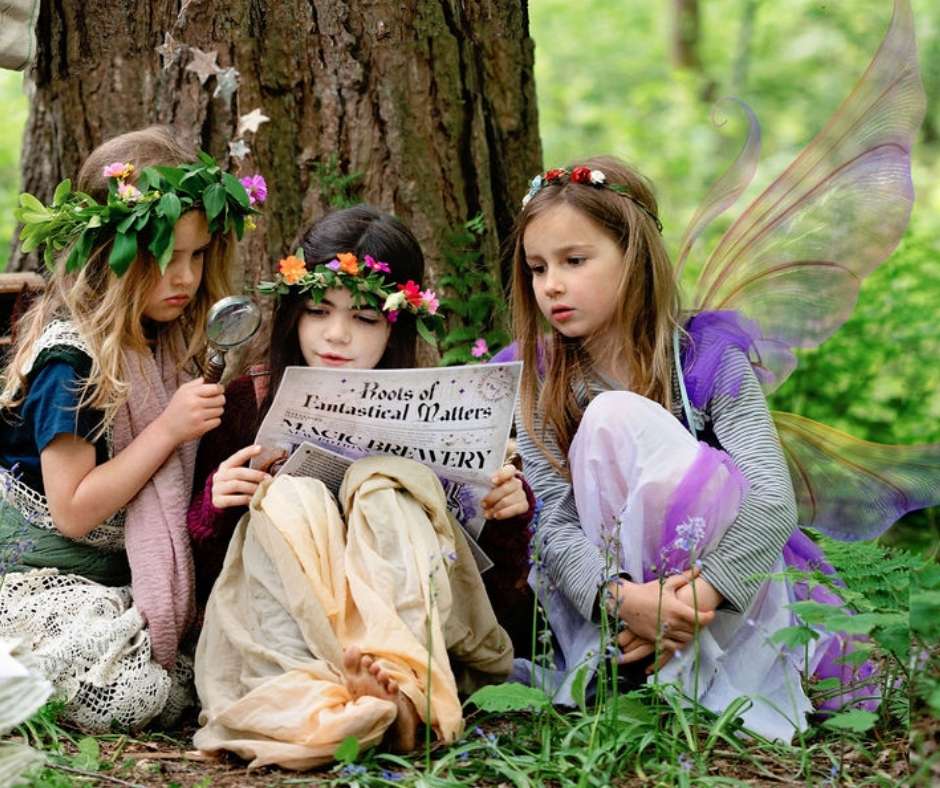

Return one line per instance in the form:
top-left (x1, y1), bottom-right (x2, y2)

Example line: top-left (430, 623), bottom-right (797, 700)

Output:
top-left (501, 0), bottom-right (938, 742)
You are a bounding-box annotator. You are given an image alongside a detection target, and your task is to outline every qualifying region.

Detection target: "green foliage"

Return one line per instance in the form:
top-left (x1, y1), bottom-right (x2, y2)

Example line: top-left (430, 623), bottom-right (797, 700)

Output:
top-left (309, 153), bottom-right (364, 209)
top-left (465, 683), bottom-right (551, 713)
top-left (335, 734), bottom-right (360, 764)
top-left (437, 214), bottom-right (511, 365)
top-left (0, 71), bottom-right (27, 271)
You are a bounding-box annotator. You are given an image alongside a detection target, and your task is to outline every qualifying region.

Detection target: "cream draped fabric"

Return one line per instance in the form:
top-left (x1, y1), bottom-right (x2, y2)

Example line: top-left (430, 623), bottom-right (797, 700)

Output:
top-left (194, 456), bottom-right (512, 770)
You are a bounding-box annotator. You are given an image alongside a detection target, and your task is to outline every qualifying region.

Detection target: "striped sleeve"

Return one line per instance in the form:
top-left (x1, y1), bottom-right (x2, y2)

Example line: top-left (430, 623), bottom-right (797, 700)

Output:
top-left (515, 409), bottom-right (608, 619)
top-left (697, 347), bottom-right (798, 612)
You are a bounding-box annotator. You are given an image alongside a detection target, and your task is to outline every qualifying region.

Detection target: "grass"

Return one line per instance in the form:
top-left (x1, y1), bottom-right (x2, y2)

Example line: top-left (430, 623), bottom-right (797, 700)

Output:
top-left (6, 535), bottom-right (935, 786)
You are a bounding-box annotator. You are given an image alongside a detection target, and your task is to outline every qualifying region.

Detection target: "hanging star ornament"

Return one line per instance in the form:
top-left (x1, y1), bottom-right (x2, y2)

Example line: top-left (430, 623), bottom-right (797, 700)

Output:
top-left (228, 139), bottom-right (251, 160)
top-left (156, 32), bottom-right (183, 71)
top-left (214, 67), bottom-right (240, 103)
top-left (186, 47), bottom-right (221, 85)
top-left (237, 108), bottom-right (270, 136)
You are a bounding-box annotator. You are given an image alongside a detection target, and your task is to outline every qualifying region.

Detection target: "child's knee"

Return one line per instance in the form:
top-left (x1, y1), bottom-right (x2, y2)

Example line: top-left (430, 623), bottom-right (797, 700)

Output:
top-left (580, 391), bottom-right (665, 434)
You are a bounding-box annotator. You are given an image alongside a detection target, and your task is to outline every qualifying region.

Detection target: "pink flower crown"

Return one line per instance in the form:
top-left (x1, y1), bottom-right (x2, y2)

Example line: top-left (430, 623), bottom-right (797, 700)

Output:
top-left (521, 165), bottom-right (663, 232)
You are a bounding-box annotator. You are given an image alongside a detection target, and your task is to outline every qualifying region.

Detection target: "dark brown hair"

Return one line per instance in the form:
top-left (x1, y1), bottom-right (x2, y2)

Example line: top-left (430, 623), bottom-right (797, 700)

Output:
top-left (260, 205), bottom-right (426, 418)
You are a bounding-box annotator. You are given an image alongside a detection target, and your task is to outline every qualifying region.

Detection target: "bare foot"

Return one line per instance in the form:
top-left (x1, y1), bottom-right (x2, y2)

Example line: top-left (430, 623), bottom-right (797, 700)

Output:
top-left (342, 646), bottom-right (420, 753)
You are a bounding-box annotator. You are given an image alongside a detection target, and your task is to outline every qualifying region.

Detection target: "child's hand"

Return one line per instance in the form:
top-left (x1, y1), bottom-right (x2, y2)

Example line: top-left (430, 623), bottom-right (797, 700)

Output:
top-left (157, 378), bottom-right (225, 444)
top-left (675, 574), bottom-right (723, 613)
top-left (212, 445), bottom-right (271, 509)
top-left (607, 572), bottom-right (714, 652)
top-left (481, 465), bottom-right (528, 520)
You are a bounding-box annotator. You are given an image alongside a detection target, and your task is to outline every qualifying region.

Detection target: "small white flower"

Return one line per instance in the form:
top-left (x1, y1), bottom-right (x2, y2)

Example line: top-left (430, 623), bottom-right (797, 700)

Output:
top-left (521, 192), bottom-right (532, 208)
top-left (589, 169), bottom-right (606, 185)
top-left (383, 291), bottom-right (406, 311)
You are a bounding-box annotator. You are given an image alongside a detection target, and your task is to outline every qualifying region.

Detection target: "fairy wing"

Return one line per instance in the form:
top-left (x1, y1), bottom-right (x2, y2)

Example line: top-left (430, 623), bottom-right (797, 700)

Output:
top-left (773, 411), bottom-right (940, 540)
top-left (687, 0), bottom-right (925, 394)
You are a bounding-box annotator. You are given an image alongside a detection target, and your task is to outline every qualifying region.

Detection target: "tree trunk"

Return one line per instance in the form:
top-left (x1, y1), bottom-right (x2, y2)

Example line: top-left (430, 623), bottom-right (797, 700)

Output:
top-left (671, 0), bottom-right (701, 71)
top-left (10, 0), bottom-right (542, 306)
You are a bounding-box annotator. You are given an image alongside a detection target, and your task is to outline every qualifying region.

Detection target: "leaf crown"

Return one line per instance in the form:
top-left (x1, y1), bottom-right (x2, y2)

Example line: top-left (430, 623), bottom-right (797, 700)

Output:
top-left (257, 248), bottom-right (443, 345)
top-left (15, 152), bottom-right (263, 276)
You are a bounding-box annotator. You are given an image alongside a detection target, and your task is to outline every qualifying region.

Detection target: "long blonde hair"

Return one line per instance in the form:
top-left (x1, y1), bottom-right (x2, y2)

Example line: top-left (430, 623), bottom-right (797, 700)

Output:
top-left (0, 127), bottom-right (234, 432)
top-left (510, 156), bottom-right (682, 471)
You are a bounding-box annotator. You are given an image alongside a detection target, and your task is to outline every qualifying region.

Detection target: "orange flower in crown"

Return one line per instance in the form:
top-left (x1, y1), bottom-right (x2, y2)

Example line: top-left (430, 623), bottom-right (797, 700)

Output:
top-left (336, 251), bottom-right (359, 276)
top-left (278, 254), bottom-right (307, 285)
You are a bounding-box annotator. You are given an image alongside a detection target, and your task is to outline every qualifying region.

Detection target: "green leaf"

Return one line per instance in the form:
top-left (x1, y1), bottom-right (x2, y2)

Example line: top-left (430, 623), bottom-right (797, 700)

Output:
top-left (571, 663), bottom-right (590, 715)
top-left (416, 319), bottom-right (437, 347)
top-left (221, 171), bottom-right (251, 209)
top-left (203, 183), bottom-right (226, 223)
top-left (769, 625), bottom-right (819, 649)
top-left (148, 217), bottom-right (175, 273)
top-left (820, 709), bottom-right (878, 734)
top-left (334, 735), bottom-right (359, 764)
top-left (158, 192), bottom-right (182, 226)
top-left (66, 229), bottom-right (97, 272)
top-left (18, 192), bottom-right (48, 214)
top-left (108, 231), bottom-right (138, 276)
top-left (71, 736), bottom-right (101, 770)
top-left (197, 150), bottom-right (216, 167)
top-left (52, 179), bottom-right (72, 207)
top-left (154, 165), bottom-right (184, 188)
top-left (139, 167), bottom-right (161, 191)
top-left (464, 682), bottom-right (550, 713)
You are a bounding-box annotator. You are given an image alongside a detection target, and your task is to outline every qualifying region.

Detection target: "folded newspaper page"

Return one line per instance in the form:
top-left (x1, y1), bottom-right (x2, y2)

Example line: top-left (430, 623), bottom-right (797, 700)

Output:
top-left (254, 362), bottom-right (523, 571)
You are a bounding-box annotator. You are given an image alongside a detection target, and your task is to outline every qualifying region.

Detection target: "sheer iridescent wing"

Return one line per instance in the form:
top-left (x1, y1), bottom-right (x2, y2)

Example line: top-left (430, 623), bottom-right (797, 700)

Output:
top-left (690, 0), bottom-right (925, 394)
top-left (773, 411), bottom-right (940, 540)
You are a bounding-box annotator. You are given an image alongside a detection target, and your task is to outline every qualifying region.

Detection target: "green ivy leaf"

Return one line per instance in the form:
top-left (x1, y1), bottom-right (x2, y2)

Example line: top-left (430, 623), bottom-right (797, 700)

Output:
top-left (821, 709), bottom-right (878, 734)
top-left (18, 192), bottom-right (47, 214)
top-left (334, 735), bottom-right (359, 764)
top-left (465, 683), bottom-right (550, 713)
top-left (108, 231), bottom-right (138, 276)
top-left (148, 217), bottom-right (175, 273)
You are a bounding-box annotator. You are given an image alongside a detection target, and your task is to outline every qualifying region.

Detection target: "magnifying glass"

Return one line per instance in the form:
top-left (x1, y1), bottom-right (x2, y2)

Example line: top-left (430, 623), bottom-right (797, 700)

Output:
top-left (204, 296), bottom-right (262, 384)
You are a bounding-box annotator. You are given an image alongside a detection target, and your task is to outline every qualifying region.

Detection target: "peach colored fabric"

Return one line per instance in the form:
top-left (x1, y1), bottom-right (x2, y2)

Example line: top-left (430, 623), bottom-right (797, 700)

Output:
top-left (193, 457), bottom-right (511, 770)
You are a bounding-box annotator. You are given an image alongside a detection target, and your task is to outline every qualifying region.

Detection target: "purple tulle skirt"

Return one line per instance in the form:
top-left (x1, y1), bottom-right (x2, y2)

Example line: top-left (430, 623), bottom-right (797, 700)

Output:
top-left (521, 390), bottom-right (878, 741)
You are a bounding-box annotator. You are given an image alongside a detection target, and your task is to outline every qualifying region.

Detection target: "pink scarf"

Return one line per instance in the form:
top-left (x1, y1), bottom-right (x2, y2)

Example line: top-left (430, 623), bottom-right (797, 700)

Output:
top-left (112, 334), bottom-right (197, 670)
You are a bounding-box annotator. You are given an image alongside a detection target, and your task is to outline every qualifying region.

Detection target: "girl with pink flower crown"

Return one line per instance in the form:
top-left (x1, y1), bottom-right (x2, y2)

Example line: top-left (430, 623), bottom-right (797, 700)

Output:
top-left (0, 127), bottom-right (258, 731)
top-left (188, 205), bottom-right (536, 768)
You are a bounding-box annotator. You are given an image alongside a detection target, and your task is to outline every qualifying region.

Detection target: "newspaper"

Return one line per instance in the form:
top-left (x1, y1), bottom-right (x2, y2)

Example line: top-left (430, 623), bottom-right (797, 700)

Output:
top-left (254, 363), bottom-right (523, 571)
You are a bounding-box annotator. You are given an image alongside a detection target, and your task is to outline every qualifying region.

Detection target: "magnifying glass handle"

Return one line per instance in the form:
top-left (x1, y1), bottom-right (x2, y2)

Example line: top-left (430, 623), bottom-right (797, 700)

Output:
top-left (204, 347), bottom-right (226, 385)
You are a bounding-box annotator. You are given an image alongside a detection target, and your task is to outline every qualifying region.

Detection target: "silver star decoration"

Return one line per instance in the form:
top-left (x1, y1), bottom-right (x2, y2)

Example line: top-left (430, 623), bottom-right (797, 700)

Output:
top-left (213, 66), bottom-right (240, 103)
top-left (237, 108), bottom-right (270, 137)
top-left (228, 139), bottom-right (250, 160)
top-left (186, 47), bottom-right (220, 85)
top-left (156, 32), bottom-right (183, 71)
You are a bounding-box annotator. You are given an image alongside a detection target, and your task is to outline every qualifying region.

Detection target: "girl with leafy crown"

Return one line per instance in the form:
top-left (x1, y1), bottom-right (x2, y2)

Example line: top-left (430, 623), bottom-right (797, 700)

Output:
top-left (187, 205), bottom-right (537, 768)
top-left (504, 0), bottom-right (939, 742)
top-left (0, 125), bottom-right (259, 731)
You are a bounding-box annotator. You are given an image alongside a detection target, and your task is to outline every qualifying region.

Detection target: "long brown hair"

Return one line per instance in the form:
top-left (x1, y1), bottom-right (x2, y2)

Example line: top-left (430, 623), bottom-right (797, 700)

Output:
top-left (510, 155), bottom-right (682, 471)
top-left (1, 127), bottom-right (234, 432)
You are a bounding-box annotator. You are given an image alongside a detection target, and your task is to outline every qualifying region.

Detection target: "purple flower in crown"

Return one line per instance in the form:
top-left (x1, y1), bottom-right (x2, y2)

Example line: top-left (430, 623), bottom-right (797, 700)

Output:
top-left (326, 258), bottom-right (341, 272)
top-left (239, 174), bottom-right (267, 206)
top-left (363, 254), bottom-right (391, 273)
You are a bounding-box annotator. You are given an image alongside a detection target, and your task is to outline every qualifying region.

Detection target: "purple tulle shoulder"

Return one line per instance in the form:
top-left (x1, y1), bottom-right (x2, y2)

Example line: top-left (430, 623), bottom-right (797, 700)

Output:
top-left (682, 310), bottom-right (765, 409)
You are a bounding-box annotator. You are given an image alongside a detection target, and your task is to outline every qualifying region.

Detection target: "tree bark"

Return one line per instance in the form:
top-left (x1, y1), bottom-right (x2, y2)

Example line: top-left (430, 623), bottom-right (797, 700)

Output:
top-left (10, 0), bottom-right (542, 305)
top-left (671, 0), bottom-right (701, 71)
